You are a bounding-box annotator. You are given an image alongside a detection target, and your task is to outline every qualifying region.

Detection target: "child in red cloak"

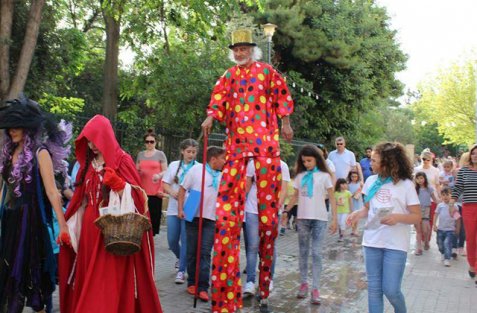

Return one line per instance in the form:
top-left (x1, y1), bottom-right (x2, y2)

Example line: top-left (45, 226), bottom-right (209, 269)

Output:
top-left (58, 115), bottom-right (162, 313)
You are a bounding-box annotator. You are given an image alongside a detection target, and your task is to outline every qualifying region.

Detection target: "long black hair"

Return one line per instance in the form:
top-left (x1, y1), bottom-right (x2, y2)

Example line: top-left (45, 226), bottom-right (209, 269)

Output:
top-left (295, 144), bottom-right (331, 175)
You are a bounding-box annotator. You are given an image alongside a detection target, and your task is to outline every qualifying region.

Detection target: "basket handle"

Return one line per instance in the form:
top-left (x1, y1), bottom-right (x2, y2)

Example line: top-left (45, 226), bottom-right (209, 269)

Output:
top-left (130, 184), bottom-right (149, 214)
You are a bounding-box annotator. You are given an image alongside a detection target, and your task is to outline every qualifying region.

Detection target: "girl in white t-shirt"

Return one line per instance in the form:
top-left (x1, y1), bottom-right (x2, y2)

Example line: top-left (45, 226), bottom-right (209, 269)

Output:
top-left (286, 145), bottom-right (337, 305)
top-left (162, 139), bottom-right (199, 284)
top-left (347, 142), bottom-right (421, 313)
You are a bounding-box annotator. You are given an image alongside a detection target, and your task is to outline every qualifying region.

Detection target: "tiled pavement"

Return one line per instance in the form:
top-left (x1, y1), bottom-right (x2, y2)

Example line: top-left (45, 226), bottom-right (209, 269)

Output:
top-left (26, 223), bottom-right (476, 312)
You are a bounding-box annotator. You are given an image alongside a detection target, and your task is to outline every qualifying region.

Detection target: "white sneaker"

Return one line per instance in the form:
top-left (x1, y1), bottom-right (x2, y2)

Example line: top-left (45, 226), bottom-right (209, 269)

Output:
top-left (243, 281), bottom-right (255, 296)
top-left (175, 271), bottom-right (185, 284)
top-left (444, 259), bottom-right (451, 267)
top-left (269, 280), bottom-right (274, 292)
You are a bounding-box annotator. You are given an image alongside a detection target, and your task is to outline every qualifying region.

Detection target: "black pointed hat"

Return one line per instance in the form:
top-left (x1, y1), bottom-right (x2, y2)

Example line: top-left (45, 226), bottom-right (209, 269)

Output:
top-left (0, 96), bottom-right (46, 129)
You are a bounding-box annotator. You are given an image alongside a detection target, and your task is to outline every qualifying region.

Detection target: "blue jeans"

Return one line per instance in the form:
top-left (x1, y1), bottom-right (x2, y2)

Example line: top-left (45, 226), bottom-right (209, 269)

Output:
top-left (297, 219), bottom-right (327, 289)
top-left (244, 212), bottom-right (278, 283)
top-left (167, 215), bottom-right (187, 272)
top-left (437, 230), bottom-right (455, 260)
top-left (186, 218), bottom-right (215, 291)
top-left (364, 246), bottom-right (407, 313)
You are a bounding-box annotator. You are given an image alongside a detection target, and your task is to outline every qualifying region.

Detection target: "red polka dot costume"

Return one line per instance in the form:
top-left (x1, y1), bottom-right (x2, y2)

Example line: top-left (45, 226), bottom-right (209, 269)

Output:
top-left (207, 61), bottom-right (294, 312)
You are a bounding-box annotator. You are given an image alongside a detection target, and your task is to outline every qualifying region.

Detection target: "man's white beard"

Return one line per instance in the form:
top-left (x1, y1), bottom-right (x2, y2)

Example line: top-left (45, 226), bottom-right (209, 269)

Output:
top-left (234, 57), bottom-right (250, 66)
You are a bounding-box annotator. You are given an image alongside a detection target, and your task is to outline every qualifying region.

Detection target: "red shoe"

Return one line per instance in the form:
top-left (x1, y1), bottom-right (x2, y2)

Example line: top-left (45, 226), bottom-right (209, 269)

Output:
top-left (199, 291), bottom-right (209, 302)
top-left (187, 285), bottom-right (196, 295)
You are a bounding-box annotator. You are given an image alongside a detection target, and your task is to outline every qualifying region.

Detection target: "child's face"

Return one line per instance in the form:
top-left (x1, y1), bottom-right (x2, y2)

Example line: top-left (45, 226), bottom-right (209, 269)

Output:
top-left (340, 183), bottom-right (348, 190)
top-left (182, 146), bottom-right (197, 163)
top-left (441, 193), bottom-right (451, 203)
top-left (350, 173), bottom-right (359, 182)
top-left (416, 176), bottom-right (425, 185)
top-left (301, 156), bottom-right (317, 170)
top-left (210, 153), bottom-right (226, 171)
top-left (443, 164), bottom-right (453, 172)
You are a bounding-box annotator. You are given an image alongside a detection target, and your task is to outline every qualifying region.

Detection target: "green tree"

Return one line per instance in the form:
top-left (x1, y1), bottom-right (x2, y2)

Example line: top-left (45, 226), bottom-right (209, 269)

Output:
top-left (412, 58), bottom-right (476, 146)
top-left (252, 0), bottom-right (407, 142)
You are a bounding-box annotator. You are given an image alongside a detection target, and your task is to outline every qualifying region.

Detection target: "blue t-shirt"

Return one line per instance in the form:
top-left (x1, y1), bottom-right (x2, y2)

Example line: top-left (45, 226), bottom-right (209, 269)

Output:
top-left (436, 203), bottom-right (456, 231)
top-left (360, 157), bottom-right (373, 182)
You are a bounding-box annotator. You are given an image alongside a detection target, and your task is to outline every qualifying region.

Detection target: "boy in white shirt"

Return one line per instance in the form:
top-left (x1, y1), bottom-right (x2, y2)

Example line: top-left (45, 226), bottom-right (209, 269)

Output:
top-left (177, 146), bottom-right (226, 302)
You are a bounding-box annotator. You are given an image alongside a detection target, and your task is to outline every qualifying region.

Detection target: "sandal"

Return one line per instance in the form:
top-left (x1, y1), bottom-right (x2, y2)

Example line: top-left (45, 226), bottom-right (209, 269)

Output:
top-left (414, 249), bottom-right (423, 256)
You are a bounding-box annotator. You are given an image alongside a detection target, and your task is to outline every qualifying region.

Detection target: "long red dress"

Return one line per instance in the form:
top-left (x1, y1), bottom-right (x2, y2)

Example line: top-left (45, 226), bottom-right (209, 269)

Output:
top-left (59, 115), bottom-right (162, 313)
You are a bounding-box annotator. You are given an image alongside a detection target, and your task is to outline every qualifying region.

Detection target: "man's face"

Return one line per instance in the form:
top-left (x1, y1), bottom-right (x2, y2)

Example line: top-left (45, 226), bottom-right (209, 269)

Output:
top-left (366, 149), bottom-right (372, 158)
top-left (335, 140), bottom-right (345, 152)
top-left (232, 46), bottom-right (253, 65)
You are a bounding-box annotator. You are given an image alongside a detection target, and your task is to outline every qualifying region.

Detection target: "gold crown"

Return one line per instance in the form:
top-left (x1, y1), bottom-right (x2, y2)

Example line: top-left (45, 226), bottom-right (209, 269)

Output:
top-left (229, 29), bottom-right (256, 48)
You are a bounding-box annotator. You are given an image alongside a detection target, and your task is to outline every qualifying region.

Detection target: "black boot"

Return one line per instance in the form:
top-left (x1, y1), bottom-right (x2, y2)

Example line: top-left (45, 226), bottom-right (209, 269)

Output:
top-left (255, 295), bottom-right (273, 313)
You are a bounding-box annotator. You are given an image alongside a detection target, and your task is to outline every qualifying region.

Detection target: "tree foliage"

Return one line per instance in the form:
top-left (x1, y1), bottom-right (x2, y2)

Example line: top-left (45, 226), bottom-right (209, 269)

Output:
top-left (253, 0), bottom-right (407, 142)
top-left (412, 58), bottom-right (476, 146)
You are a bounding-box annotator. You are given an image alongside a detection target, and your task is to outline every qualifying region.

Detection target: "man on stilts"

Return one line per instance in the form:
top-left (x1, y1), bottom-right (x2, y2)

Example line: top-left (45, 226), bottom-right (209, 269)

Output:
top-left (202, 28), bottom-right (294, 313)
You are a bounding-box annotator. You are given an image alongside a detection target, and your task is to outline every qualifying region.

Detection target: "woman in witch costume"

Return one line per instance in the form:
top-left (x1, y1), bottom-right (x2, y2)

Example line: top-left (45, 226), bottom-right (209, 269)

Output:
top-left (0, 97), bottom-right (71, 313)
top-left (58, 115), bottom-right (162, 313)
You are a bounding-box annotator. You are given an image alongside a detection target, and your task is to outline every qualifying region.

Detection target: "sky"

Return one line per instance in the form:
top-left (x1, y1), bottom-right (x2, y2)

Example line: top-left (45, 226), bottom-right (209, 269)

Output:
top-left (376, 0), bottom-right (477, 91)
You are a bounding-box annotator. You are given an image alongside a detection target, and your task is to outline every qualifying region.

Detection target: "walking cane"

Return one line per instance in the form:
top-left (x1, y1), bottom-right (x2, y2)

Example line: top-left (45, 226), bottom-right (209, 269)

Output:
top-left (193, 131), bottom-right (208, 308)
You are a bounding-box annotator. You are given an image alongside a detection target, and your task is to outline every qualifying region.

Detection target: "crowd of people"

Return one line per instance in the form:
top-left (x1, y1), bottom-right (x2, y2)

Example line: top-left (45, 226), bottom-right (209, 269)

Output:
top-left (0, 27), bottom-right (476, 313)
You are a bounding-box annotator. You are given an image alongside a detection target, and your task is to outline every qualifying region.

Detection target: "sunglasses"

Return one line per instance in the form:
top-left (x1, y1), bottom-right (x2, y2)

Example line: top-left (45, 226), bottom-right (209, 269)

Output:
top-left (145, 140), bottom-right (155, 144)
top-left (422, 158), bottom-right (431, 161)
top-left (336, 143), bottom-right (344, 145)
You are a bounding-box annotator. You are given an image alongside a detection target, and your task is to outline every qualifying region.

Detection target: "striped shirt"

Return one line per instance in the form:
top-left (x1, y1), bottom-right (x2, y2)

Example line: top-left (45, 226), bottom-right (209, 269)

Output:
top-left (452, 167), bottom-right (477, 203)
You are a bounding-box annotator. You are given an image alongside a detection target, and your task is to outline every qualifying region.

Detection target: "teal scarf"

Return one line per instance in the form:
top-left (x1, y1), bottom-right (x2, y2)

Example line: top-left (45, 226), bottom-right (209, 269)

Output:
top-left (206, 163), bottom-right (221, 190)
top-left (301, 167), bottom-right (319, 198)
top-left (179, 160), bottom-right (196, 184)
top-left (364, 176), bottom-right (392, 203)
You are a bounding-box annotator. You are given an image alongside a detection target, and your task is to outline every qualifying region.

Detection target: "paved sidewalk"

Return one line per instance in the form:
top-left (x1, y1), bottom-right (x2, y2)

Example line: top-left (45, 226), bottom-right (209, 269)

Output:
top-left (25, 225), bottom-right (476, 312)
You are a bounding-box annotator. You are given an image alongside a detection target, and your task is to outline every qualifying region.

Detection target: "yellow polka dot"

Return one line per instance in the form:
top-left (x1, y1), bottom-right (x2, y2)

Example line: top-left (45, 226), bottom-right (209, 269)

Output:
top-left (273, 134), bottom-right (279, 141)
top-left (220, 273), bottom-right (227, 281)
top-left (246, 126), bottom-right (254, 134)
top-left (218, 111), bottom-right (223, 118)
top-left (221, 309), bottom-right (229, 313)
top-left (214, 94), bottom-right (222, 100)
top-left (258, 73), bottom-right (265, 81)
top-left (261, 216), bottom-right (268, 223)
top-left (235, 105), bottom-right (241, 112)
top-left (271, 81), bottom-right (275, 87)
top-left (224, 203), bottom-right (232, 211)
top-left (255, 161), bottom-right (260, 170)
top-left (227, 292), bottom-right (235, 300)
top-left (230, 168), bottom-right (237, 176)
top-left (277, 173), bottom-right (282, 180)
top-left (260, 96), bottom-right (266, 104)
top-left (230, 221), bottom-right (236, 227)
top-left (237, 128), bottom-right (245, 134)
top-left (259, 180), bottom-right (268, 188)
top-left (228, 256), bottom-right (235, 263)
top-left (225, 102), bottom-right (230, 110)
top-left (222, 237), bottom-right (230, 245)
top-left (244, 104), bottom-right (250, 111)
top-left (235, 69), bottom-right (241, 76)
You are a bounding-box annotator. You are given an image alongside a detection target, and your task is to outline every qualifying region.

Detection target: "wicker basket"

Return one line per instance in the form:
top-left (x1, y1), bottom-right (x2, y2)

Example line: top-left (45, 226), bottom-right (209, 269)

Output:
top-left (95, 185), bottom-right (151, 256)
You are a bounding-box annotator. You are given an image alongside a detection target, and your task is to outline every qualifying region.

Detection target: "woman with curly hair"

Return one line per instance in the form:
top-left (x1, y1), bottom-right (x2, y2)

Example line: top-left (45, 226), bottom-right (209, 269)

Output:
top-left (347, 142), bottom-right (421, 313)
top-left (0, 97), bottom-right (71, 313)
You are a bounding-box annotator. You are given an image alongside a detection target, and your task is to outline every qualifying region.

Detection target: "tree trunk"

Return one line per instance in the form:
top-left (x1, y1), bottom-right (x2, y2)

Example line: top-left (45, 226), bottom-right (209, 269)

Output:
top-left (6, 0), bottom-right (45, 100)
top-left (0, 0), bottom-right (14, 101)
top-left (102, 11), bottom-right (120, 121)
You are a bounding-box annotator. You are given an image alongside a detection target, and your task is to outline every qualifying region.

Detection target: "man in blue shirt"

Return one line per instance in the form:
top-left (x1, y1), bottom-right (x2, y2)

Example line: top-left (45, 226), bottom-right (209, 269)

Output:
top-left (360, 147), bottom-right (373, 182)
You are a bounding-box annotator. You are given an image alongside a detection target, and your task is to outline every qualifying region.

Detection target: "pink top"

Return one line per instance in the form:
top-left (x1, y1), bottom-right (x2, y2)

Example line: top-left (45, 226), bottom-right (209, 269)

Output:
top-left (137, 150), bottom-right (167, 196)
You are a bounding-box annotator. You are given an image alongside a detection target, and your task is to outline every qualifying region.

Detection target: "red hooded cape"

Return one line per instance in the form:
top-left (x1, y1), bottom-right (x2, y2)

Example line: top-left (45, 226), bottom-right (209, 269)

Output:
top-left (59, 115), bottom-right (162, 313)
